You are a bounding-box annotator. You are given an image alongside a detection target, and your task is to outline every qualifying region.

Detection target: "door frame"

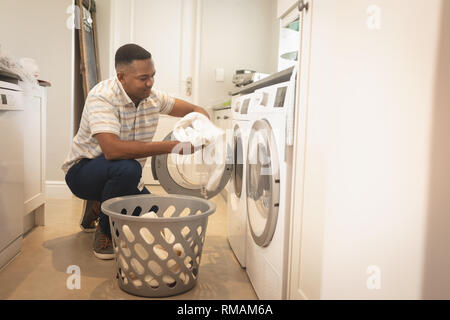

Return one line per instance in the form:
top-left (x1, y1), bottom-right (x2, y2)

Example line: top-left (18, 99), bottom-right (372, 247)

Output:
top-left (287, 0), bottom-right (313, 300)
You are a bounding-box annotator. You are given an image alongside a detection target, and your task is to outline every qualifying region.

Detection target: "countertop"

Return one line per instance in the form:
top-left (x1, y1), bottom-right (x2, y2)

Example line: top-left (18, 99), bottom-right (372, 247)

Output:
top-left (229, 66), bottom-right (294, 96)
top-left (0, 68), bottom-right (51, 87)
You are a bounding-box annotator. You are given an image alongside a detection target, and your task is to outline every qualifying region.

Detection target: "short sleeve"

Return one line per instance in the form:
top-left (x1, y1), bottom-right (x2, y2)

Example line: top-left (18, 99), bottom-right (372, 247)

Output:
top-left (153, 89), bottom-right (175, 115)
top-left (86, 94), bottom-right (121, 137)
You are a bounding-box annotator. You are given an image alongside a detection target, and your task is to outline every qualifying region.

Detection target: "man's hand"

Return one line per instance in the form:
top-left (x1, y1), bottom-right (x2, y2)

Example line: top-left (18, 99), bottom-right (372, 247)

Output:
top-left (171, 141), bottom-right (196, 155)
top-left (193, 106), bottom-right (210, 120)
top-left (95, 133), bottom-right (183, 160)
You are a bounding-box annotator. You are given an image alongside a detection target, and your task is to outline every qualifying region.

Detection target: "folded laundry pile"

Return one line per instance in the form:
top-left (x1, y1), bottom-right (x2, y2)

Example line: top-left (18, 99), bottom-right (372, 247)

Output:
top-left (0, 46), bottom-right (39, 89)
top-left (172, 112), bottom-right (226, 192)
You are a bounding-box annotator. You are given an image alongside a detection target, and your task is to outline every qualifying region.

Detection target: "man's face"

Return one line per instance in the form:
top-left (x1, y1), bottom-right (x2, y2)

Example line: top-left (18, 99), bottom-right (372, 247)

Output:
top-left (117, 58), bottom-right (155, 103)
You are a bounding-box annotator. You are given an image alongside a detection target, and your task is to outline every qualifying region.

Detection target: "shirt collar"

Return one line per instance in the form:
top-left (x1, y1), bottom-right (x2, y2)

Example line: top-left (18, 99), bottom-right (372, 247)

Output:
top-left (114, 76), bottom-right (134, 106)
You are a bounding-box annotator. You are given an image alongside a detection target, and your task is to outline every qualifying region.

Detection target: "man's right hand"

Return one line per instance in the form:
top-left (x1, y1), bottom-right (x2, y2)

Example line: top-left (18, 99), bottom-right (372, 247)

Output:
top-left (171, 141), bottom-right (196, 155)
top-left (94, 133), bottom-right (196, 160)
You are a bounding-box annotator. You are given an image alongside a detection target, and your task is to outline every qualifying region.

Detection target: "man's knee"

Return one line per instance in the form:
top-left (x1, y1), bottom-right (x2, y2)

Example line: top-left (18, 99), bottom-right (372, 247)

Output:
top-left (114, 159), bottom-right (142, 182)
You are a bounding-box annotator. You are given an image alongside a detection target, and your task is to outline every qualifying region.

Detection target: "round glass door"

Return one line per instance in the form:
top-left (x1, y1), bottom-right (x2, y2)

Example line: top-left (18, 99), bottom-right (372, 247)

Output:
top-left (151, 132), bottom-right (233, 199)
top-left (246, 119), bottom-right (280, 247)
top-left (232, 124), bottom-right (244, 199)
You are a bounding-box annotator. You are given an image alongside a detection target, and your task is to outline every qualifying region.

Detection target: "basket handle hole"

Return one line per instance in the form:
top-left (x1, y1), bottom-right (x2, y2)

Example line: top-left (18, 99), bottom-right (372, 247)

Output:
top-left (149, 205), bottom-right (159, 214)
top-left (179, 207), bottom-right (191, 217)
top-left (132, 206), bottom-right (142, 217)
top-left (163, 205), bottom-right (176, 217)
top-left (161, 228), bottom-right (175, 244)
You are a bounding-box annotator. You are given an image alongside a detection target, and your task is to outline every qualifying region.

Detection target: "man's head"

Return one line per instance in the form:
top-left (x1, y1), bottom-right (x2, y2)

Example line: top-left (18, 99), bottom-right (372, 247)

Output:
top-left (115, 44), bottom-right (155, 104)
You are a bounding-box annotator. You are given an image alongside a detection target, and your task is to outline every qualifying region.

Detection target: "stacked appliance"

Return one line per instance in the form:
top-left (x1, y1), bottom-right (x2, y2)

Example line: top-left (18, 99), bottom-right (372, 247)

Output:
top-left (226, 93), bottom-right (254, 267)
top-left (227, 67), bottom-right (297, 299)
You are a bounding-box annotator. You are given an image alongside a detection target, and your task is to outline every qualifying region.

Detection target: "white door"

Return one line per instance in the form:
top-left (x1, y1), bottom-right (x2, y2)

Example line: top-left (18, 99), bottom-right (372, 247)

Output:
top-left (111, 0), bottom-right (198, 185)
top-left (287, 0), bottom-right (311, 300)
top-left (247, 119), bottom-right (281, 247)
top-left (142, 115), bottom-right (179, 185)
top-left (150, 134), bottom-right (233, 199)
top-left (289, 0), bottom-right (450, 299)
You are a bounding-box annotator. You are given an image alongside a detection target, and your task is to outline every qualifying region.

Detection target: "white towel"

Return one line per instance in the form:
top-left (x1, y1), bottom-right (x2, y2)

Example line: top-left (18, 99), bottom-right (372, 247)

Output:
top-left (172, 112), bottom-right (226, 192)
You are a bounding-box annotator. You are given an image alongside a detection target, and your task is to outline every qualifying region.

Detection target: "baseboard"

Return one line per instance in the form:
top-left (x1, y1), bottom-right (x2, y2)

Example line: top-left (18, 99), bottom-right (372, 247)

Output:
top-left (45, 181), bottom-right (73, 199)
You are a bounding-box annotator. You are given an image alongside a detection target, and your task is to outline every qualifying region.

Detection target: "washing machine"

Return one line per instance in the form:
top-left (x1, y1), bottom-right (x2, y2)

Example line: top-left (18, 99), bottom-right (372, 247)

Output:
top-left (226, 93), bottom-right (255, 268)
top-left (245, 75), bottom-right (296, 299)
top-left (151, 133), bottom-right (233, 200)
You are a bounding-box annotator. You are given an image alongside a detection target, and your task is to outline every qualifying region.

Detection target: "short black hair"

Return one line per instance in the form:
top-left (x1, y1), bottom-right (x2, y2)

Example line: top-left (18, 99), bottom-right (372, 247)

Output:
top-left (115, 43), bottom-right (152, 69)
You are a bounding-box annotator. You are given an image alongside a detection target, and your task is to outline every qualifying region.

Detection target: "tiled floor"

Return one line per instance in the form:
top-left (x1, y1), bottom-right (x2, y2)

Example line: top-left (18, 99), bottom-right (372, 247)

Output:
top-left (0, 186), bottom-right (257, 300)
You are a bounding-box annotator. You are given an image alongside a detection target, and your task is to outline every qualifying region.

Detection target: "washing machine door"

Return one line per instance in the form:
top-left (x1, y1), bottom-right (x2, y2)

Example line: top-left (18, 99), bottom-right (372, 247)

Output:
top-left (246, 119), bottom-right (280, 247)
top-left (151, 131), bottom-right (233, 199)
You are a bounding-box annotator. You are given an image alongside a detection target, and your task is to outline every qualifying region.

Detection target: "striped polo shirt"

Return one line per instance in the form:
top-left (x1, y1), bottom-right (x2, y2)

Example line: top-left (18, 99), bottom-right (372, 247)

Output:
top-left (61, 76), bottom-right (175, 174)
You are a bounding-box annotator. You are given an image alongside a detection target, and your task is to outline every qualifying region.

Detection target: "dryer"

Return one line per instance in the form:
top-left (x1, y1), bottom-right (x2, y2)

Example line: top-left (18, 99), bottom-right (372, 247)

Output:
top-left (226, 93), bottom-right (255, 268)
top-left (245, 75), bottom-right (296, 299)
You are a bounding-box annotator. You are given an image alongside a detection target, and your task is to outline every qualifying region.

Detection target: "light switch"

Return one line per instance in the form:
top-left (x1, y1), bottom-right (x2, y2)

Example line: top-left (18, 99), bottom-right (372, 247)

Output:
top-left (215, 68), bottom-right (225, 82)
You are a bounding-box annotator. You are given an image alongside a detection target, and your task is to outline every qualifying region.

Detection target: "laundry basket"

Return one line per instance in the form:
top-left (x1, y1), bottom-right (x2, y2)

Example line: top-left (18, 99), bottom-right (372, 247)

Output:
top-left (101, 194), bottom-right (216, 298)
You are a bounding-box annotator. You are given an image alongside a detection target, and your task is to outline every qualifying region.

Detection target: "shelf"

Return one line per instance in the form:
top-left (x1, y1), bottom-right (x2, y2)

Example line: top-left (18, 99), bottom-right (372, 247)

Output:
top-left (229, 66), bottom-right (294, 96)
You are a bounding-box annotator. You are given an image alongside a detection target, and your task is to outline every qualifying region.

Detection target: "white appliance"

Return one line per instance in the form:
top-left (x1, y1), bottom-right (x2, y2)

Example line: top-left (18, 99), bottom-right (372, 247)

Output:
top-left (0, 79), bottom-right (24, 270)
top-left (245, 76), bottom-right (296, 299)
top-left (226, 93), bottom-right (254, 268)
top-left (232, 70), bottom-right (270, 88)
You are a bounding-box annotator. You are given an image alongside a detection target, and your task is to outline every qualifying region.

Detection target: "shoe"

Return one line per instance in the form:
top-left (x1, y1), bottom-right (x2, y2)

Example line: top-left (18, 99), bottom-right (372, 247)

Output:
top-left (93, 225), bottom-right (115, 260)
top-left (80, 200), bottom-right (100, 233)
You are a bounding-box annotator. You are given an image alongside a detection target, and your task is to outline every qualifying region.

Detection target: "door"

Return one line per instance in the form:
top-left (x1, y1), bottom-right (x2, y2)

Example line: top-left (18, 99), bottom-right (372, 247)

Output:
top-left (246, 119), bottom-right (281, 247)
top-left (287, 0), bottom-right (311, 300)
top-left (151, 132), bottom-right (233, 199)
top-left (0, 100), bottom-right (24, 255)
top-left (111, 0), bottom-right (199, 185)
top-left (142, 115), bottom-right (180, 185)
top-left (23, 94), bottom-right (45, 214)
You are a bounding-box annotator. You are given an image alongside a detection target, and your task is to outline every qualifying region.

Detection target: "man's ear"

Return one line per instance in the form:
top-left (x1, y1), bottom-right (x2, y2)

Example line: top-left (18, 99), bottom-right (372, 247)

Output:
top-left (117, 71), bottom-right (125, 83)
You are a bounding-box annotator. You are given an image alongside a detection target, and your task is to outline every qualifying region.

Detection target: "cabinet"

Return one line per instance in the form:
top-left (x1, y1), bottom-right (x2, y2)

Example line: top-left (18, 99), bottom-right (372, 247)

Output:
top-left (213, 108), bottom-right (231, 133)
top-left (289, 0), bottom-right (450, 299)
top-left (278, 7), bottom-right (301, 72)
top-left (23, 84), bottom-right (47, 233)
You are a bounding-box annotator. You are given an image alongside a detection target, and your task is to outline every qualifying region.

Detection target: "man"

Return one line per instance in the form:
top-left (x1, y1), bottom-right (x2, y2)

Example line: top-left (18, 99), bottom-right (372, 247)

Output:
top-left (62, 43), bottom-right (209, 260)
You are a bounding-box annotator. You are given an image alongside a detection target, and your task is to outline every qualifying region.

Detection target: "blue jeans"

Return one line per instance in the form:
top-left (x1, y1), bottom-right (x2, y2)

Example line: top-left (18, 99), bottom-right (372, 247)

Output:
top-left (65, 155), bottom-right (150, 238)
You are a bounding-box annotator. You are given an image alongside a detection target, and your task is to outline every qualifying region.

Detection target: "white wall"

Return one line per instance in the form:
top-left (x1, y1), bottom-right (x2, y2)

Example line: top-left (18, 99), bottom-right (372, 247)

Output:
top-left (0, 0), bottom-right (73, 183)
top-left (95, 0), bottom-right (112, 80)
top-left (198, 0), bottom-right (279, 106)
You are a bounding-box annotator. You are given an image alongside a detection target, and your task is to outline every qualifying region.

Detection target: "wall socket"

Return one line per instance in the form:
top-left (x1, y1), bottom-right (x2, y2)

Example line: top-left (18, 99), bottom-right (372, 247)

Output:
top-left (186, 76), bottom-right (192, 96)
top-left (215, 68), bottom-right (225, 82)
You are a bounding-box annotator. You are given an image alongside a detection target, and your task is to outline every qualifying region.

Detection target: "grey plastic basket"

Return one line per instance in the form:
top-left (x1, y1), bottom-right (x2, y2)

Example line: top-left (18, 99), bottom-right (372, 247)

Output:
top-left (101, 194), bottom-right (216, 298)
